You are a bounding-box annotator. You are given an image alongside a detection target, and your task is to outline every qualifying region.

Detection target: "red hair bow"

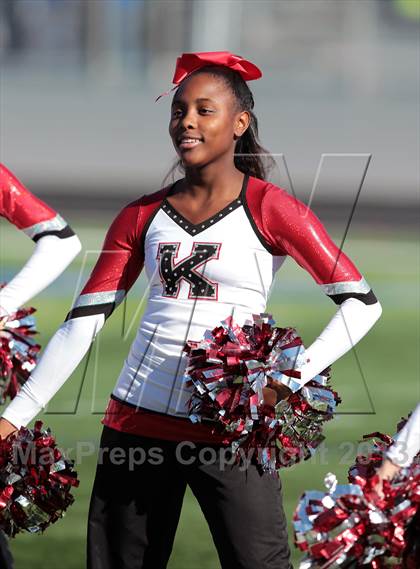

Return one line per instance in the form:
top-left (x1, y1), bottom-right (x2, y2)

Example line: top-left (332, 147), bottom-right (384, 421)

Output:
top-left (155, 51), bottom-right (262, 102)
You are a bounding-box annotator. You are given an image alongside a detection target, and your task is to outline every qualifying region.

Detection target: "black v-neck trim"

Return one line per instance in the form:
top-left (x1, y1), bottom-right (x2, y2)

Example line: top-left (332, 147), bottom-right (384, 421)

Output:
top-left (161, 174), bottom-right (249, 236)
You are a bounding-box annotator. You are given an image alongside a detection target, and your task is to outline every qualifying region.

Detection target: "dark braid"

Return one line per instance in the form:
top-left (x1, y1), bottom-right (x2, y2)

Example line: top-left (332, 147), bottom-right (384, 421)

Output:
top-left (162, 65), bottom-right (275, 186)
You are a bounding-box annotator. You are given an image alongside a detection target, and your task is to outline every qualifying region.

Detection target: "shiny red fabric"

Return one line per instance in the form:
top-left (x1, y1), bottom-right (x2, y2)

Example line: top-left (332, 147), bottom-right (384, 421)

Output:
top-left (80, 187), bottom-right (170, 297)
top-left (102, 397), bottom-right (237, 444)
top-left (82, 175), bottom-right (361, 300)
top-left (0, 163), bottom-right (56, 229)
top-left (172, 51), bottom-right (262, 84)
top-left (246, 177), bottom-right (362, 284)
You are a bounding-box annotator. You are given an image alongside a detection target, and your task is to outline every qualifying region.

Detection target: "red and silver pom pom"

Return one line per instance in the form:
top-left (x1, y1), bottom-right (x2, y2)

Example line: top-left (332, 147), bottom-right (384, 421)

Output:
top-left (0, 303), bottom-right (41, 403)
top-left (183, 313), bottom-right (341, 471)
top-left (0, 421), bottom-right (79, 537)
top-left (293, 426), bottom-right (420, 568)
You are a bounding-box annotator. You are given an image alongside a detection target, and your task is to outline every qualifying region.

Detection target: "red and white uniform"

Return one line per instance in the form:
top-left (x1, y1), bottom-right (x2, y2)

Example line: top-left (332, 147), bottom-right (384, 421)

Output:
top-left (0, 163), bottom-right (81, 316)
top-left (3, 174), bottom-right (381, 441)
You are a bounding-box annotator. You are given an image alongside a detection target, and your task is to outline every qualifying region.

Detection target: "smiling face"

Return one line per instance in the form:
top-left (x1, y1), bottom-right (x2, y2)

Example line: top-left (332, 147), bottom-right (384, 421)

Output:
top-left (168, 72), bottom-right (250, 170)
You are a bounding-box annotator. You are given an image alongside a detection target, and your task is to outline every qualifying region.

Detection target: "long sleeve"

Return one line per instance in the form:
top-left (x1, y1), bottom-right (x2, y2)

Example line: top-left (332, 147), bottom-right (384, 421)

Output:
top-left (297, 297), bottom-right (382, 382)
top-left (260, 184), bottom-right (382, 388)
top-left (1, 199), bottom-right (146, 428)
top-left (0, 234), bottom-right (81, 316)
top-left (0, 163), bottom-right (81, 315)
top-left (386, 403), bottom-right (420, 468)
top-left (2, 314), bottom-right (105, 428)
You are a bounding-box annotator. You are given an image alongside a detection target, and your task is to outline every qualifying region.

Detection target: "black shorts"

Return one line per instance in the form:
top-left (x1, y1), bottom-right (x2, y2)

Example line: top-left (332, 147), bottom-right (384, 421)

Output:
top-left (87, 425), bottom-right (292, 569)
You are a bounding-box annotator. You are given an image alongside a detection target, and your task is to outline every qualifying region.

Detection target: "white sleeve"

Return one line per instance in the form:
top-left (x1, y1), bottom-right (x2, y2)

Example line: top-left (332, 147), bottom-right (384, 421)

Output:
top-left (1, 313), bottom-right (105, 428)
top-left (0, 233), bottom-right (81, 317)
top-left (386, 403), bottom-right (420, 468)
top-left (296, 297), bottom-right (382, 384)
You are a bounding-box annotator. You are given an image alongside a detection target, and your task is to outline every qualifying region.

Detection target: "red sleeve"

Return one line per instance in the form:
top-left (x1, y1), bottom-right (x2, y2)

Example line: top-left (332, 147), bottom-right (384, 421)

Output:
top-left (262, 184), bottom-right (362, 284)
top-left (66, 188), bottom-right (169, 320)
top-left (0, 163), bottom-right (74, 240)
top-left (245, 178), bottom-right (377, 305)
top-left (0, 164), bottom-right (56, 228)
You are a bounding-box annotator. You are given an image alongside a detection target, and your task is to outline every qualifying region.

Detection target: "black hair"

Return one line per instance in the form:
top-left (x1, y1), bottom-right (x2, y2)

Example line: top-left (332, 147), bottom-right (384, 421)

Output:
top-left (162, 65), bottom-right (276, 186)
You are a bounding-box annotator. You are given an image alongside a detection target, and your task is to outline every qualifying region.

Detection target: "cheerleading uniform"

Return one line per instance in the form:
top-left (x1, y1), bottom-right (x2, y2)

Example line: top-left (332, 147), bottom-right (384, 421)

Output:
top-left (2, 173), bottom-right (382, 569)
top-left (0, 163), bottom-right (81, 316)
top-left (3, 173), bottom-right (381, 436)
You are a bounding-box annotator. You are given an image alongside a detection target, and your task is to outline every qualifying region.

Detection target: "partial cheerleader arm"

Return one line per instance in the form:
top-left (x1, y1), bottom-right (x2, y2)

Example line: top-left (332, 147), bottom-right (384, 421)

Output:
top-left (260, 183), bottom-right (382, 388)
top-left (1, 313), bottom-right (105, 429)
top-left (296, 297), bottom-right (382, 383)
top-left (373, 403), bottom-right (420, 495)
top-left (0, 163), bottom-right (81, 316)
top-left (0, 196), bottom-right (147, 431)
top-left (385, 403), bottom-right (420, 468)
top-left (0, 234), bottom-right (81, 317)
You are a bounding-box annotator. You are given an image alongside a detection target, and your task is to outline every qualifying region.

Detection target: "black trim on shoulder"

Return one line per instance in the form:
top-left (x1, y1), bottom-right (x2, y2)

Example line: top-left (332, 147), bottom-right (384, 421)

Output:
top-left (240, 179), bottom-right (275, 255)
top-left (32, 225), bottom-right (76, 242)
top-left (328, 289), bottom-right (378, 306)
top-left (65, 302), bottom-right (115, 322)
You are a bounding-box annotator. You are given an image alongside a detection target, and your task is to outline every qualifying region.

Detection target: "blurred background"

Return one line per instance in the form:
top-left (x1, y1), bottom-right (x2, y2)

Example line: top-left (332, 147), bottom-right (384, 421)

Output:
top-left (1, 1), bottom-right (419, 568)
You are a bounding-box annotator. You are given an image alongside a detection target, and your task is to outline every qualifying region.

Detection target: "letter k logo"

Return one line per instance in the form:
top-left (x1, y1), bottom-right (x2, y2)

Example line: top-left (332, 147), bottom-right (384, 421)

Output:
top-left (157, 242), bottom-right (221, 299)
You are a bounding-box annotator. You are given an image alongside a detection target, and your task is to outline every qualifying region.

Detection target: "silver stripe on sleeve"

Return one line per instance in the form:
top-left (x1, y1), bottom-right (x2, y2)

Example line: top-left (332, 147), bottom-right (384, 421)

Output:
top-left (320, 277), bottom-right (371, 296)
top-left (73, 289), bottom-right (126, 308)
top-left (22, 213), bottom-right (67, 238)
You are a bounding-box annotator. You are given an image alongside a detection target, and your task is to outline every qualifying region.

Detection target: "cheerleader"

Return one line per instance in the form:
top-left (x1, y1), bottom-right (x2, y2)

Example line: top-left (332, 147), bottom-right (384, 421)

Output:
top-left (0, 163), bottom-right (81, 318)
top-left (0, 164), bottom-right (81, 568)
top-left (374, 403), bottom-right (420, 492)
top-left (374, 404), bottom-right (420, 566)
top-left (0, 52), bottom-right (382, 569)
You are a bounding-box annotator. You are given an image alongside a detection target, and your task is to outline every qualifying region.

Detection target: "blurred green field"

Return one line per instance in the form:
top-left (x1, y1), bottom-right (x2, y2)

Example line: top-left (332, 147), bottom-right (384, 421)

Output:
top-left (1, 220), bottom-right (419, 569)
